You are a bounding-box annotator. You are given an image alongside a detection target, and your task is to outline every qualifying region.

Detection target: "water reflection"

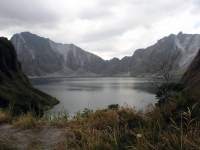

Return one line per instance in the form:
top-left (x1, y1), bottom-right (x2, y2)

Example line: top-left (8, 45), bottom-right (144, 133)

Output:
top-left (132, 82), bottom-right (155, 94)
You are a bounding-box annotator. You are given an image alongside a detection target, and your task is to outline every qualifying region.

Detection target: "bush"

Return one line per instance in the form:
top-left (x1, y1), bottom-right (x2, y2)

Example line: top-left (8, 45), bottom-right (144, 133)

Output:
top-left (156, 83), bottom-right (183, 106)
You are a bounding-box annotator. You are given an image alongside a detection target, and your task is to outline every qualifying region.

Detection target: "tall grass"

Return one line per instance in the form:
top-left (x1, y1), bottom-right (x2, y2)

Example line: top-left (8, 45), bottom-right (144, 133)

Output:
top-left (0, 108), bottom-right (12, 124)
top-left (62, 103), bottom-right (200, 150)
top-left (12, 112), bottom-right (40, 130)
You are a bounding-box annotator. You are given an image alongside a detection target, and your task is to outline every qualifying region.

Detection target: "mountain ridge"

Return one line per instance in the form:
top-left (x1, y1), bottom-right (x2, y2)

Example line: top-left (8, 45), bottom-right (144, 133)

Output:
top-left (10, 31), bottom-right (200, 77)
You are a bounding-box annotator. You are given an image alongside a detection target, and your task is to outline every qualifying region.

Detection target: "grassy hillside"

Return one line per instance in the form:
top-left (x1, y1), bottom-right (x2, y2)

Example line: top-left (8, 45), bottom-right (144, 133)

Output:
top-left (0, 37), bottom-right (59, 114)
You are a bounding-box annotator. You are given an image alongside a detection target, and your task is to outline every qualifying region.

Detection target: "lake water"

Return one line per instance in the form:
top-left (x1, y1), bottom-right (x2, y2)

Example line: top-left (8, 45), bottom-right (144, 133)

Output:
top-left (29, 77), bottom-right (157, 114)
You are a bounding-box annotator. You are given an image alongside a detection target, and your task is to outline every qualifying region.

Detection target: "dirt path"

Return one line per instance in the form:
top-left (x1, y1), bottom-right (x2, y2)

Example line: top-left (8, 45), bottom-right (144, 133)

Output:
top-left (0, 124), bottom-right (71, 150)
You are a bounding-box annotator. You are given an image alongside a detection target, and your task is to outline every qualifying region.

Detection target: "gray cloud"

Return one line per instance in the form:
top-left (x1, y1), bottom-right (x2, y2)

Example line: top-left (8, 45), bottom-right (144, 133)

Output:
top-left (82, 22), bottom-right (135, 42)
top-left (79, 7), bottom-right (113, 20)
top-left (80, 0), bottom-right (192, 43)
top-left (191, 0), bottom-right (200, 14)
top-left (0, 0), bottom-right (60, 30)
top-left (0, 0), bottom-right (199, 60)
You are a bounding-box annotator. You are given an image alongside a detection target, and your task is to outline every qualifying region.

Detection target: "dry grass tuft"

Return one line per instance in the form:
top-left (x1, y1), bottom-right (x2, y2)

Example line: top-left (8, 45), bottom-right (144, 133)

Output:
top-left (0, 109), bottom-right (12, 124)
top-left (65, 108), bottom-right (144, 149)
top-left (12, 112), bottom-right (40, 130)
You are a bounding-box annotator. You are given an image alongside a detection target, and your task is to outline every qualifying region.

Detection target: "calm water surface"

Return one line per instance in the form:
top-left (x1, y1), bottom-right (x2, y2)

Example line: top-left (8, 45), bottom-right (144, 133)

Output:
top-left (29, 77), bottom-right (157, 114)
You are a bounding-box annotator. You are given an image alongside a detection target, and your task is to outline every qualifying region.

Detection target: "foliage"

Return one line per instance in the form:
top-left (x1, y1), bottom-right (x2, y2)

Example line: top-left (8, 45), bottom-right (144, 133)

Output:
top-left (108, 104), bottom-right (120, 110)
top-left (156, 83), bottom-right (183, 106)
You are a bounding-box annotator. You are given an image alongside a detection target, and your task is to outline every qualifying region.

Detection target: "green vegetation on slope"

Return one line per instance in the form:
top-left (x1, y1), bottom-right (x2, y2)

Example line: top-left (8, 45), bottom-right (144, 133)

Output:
top-left (0, 37), bottom-right (59, 114)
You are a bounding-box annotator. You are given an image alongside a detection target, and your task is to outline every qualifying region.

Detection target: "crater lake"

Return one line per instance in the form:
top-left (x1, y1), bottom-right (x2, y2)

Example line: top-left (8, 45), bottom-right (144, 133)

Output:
top-left (29, 77), bottom-right (157, 115)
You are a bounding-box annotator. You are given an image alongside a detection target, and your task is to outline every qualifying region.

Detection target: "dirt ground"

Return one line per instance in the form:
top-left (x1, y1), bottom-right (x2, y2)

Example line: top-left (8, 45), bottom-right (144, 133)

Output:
top-left (0, 124), bottom-right (71, 150)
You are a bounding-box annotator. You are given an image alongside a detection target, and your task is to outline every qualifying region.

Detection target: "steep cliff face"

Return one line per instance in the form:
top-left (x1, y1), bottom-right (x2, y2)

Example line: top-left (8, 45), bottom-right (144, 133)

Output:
top-left (11, 32), bottom-right (64, 76)
top-left (11, 32), bottom-right (106, 77)
top-left (180, 49), bottom-right (200, 89)
top-left (0, 37), bottom-right (59, 112)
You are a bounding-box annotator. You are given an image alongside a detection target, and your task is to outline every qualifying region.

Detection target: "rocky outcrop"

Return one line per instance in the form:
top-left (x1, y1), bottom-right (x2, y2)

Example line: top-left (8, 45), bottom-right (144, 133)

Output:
top-left (0, 37), bottom-right (59, 113)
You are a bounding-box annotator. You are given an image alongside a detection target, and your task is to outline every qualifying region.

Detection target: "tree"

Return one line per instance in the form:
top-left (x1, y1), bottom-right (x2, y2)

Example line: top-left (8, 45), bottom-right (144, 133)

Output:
top-left (148, 49), bottom-right (182, 113)
top-left (149, 50), bottom-right (180, 84)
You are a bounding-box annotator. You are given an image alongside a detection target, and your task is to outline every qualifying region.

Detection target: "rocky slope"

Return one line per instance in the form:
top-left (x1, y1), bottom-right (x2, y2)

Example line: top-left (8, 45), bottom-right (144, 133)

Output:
top-left (0, 37), bottom-right (59, 113)
top-left (11, 32), bottom-right (200, 77)
top-left (180, 49), bottom-right (200, 89)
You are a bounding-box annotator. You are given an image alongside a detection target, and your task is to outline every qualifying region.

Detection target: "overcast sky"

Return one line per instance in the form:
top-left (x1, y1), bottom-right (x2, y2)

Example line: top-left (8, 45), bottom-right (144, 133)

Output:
top-left (1, 0), bottom-right (200, 60)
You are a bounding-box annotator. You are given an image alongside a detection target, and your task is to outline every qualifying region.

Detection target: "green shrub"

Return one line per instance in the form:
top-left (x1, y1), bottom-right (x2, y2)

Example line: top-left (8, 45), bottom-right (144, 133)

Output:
top-left (156, 83), bottom-right (183, 106)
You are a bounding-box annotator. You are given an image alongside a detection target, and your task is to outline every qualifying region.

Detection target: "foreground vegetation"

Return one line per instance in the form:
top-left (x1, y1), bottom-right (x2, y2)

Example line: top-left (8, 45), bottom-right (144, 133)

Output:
top-left (0, 87), bottom-right (200, 150)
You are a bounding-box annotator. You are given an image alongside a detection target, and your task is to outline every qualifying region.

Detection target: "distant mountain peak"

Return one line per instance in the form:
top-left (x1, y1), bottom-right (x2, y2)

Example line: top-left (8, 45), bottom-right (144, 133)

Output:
top-left (178, 31), bottom-right (183, 35)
